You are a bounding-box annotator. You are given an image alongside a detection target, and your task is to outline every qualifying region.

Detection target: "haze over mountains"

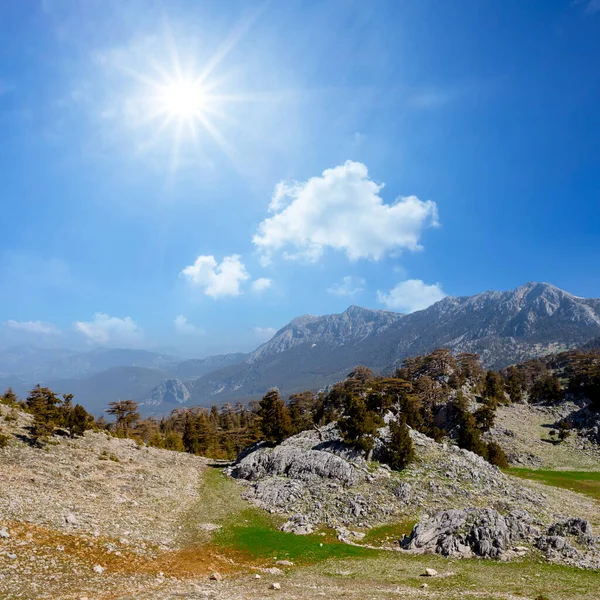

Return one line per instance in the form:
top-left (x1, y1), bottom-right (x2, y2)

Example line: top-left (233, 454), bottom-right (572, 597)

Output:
top-left (3, 282), bottom-right (600, 415)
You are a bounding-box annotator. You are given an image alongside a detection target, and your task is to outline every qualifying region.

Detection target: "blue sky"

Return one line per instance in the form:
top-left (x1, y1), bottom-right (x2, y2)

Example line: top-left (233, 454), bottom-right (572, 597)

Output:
top-left (1, 0), bottom-right (599, 356)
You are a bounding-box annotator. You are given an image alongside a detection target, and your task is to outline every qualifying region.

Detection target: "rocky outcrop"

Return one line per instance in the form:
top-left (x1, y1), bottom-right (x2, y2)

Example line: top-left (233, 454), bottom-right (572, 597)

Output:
top-left (401, 508), bottom-right (539, 558)
top-left (227, 423), bottom-right (586, 536)
top-left (229, 426), bottom-right (364, 487)
top-left (143, 378), bottom-right (190, 407)
top-left (403, 509), bottom-right (600, 568)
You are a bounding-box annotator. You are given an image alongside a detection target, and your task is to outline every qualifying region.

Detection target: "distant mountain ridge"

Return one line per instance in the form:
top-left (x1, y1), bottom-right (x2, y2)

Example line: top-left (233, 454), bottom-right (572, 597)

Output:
top-left (3, 282), bottom-right (600, 414)
top-left (185, 282), bottom-right (600, 405)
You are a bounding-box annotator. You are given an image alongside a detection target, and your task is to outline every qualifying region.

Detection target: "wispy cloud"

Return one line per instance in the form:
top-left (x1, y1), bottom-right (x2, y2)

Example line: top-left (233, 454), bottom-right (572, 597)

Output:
top-left (74, 313), bottom-right (143, 346)
top-left (327, 276), bottom-right (365, 297)
top-left (174, 315), bottom-right (205, 335)
top-left (251, 277), bottom-right (272, 292)
top-left (5, 320), bottom-right (61, 335)
top-left (253, 326), bottom-right (277, 341)
top-left (574, 0), bottom-right (600, 14)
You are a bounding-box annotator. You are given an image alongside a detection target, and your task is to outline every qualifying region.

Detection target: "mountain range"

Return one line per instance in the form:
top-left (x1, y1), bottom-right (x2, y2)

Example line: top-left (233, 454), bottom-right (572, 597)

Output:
top-left (3, 282), bottom-right (600, 415)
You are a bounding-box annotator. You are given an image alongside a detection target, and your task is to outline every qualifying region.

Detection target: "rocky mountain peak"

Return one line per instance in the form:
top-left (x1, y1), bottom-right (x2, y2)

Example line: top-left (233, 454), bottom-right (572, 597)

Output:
top-left (248, 305), bottom-right (402, 363)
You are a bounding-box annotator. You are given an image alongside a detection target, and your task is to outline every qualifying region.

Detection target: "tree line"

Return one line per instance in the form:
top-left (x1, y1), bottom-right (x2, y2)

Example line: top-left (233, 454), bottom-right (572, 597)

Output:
top-left (3, 345), bottom-right (600, 469)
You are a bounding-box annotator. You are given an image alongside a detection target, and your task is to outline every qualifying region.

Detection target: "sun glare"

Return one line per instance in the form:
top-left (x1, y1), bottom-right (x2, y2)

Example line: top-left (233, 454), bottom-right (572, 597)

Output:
top-left (158, 78), bottom-right (207, 120)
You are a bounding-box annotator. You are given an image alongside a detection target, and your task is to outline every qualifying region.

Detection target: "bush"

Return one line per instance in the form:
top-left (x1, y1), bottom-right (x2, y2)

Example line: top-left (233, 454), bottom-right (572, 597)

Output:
top-left (486, 441), bottom-right (509, 468)
top-left (0, 432), bottom-right (9, 449)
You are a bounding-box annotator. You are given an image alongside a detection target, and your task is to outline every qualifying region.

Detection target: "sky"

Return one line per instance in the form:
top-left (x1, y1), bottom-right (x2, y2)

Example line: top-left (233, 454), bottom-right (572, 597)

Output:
top-left (1, 0), bottom-right (599, 357)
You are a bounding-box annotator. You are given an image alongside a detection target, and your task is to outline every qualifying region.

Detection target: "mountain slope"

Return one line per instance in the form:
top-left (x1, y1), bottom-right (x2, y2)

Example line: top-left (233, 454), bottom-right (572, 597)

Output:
top-left (187, 283), bottom-right (600, 405)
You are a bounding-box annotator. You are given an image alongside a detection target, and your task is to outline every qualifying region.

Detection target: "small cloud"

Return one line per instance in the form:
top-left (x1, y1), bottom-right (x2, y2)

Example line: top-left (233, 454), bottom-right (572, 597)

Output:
top-left (181, 254), bottom-right (250, 298)
top-left (253, 326), bottom-right (277, 341)
top-left (174, 315), bottom-right (205, 335)
top-left (74, 313), bottom-right (143, 346)
top-left (251, 277), bottom-right (272, 292)
top-left (253, 161), bottom-right (439, 264)
top-left (377, 279), bottom-right (446, 313)
top-left (327, 276), bottom-right (365, 297)
top-left (5, 320), bottom-right (61, 335)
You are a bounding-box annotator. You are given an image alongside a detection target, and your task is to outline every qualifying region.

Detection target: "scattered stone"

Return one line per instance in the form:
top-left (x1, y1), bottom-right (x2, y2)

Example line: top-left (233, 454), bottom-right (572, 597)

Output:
top-left (280, 515), bottom-right (314, 535)
top-left (7, 553), bottom-right (17, 560)
top-left (64, 513), bottom-right (77, 525)
top-left (420, 583), bottom-right (428, 589)
top-left (92, 564), bottom-right (104, 574)
top-left (275, 559), bottom-right (294, 566)
top-left (0, 528), bottom-right (10, 538)
top-left (254, 573), bottom-right (262, 579)
top-left (423, 568), bottom-right (438, 577)
top-left (209, 572), bottom-right (222, 581)
top-left (270, 582), bottom-right (281, 590)
top-left (263, 567), bottom-right (284, 576)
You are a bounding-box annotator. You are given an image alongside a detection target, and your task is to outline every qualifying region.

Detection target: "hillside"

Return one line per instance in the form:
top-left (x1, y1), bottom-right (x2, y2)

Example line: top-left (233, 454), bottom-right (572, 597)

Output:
top-left (2, 401), bottom-right (600, 599)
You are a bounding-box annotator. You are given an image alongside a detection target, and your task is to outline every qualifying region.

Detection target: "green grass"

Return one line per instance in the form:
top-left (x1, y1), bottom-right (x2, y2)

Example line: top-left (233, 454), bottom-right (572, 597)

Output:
top-left (506, 468), bottom-right (600, 502)
top-left (359, 520), bottom-right (415, 546)
top-left (217, 514), bottom-right (378, 563)
top-left (180, 466), bottom-right (379, 563)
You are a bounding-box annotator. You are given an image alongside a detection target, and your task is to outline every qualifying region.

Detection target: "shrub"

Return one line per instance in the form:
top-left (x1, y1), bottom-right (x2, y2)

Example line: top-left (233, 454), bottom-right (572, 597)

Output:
top-left (0, 432), bottom-right (9, 449)
top-left (387, 418), bottom-right (415, 471)
top-left (486, 441), bottom-right (509, 468)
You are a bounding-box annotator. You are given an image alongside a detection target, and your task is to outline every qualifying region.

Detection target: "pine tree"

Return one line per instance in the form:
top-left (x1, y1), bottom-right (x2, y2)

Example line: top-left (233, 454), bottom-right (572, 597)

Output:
top-left (26, 386), bottom-right (63, 444)
top-left (106, 400), bottom-right (140, 437)
top-left (387, 418), bottom-right (414, 471)
top-left (483, 371), bottom-right (505, 403)
top-left (338, 395), bottom-right (382, 455)
top-left (473, 398), bottom-right (497, 432)
top-left (457, 411), bottom-right (488, 459)
top-left (65, 403), bottom-right (93, 438)
top-left (258, 389), bottom-right (292, 443)
top-left (0, 387), bottom-right (19, 407)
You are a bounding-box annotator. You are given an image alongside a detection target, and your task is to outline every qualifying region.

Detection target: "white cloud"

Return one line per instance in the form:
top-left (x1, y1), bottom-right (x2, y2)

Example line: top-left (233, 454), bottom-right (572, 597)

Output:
top-left (181, 254), bottom-right (250, 298)
top-left (5, 320), bottom-right (61, 335)
top-left (327, 276), bottom-right (365, 297)
top-left (377, 279), bottom-right (446, 313)
top-left (253, 161), bottom-right (439, 264)
top-left (251, 277), bottom-right (272, 292)
top-left (253, 326), bottom-right (277, 341)
top-left (74, 313), bottom-right (143, 346)
top-left (174, 315), bottom-right (205, 335)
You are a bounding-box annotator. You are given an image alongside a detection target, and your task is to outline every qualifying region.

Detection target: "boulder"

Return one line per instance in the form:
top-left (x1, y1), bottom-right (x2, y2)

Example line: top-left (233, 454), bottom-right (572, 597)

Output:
top-left (230, 441), bottom-right (361, 487)
top-left (401, 508), bottom-right (538, 559)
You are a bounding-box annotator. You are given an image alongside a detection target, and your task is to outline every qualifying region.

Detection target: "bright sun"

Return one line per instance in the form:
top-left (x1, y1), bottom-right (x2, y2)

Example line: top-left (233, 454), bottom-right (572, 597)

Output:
top-left (158, 78), bottom-right (207, 120)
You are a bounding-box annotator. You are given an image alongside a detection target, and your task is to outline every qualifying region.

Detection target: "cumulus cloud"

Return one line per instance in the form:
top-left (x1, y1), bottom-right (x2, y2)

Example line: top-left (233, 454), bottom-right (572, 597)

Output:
top-left (253, 161), bottom-right (439, 264)
top-left (74, 313), bottom-right (143, 346)
top-left (251, 277), bottom-right (272, 292)
top-left (174, 315), bottom-right (205, 335)
top-left (181, 254), bottom-right (250, 298)
top-left (253, 326), bottom-right (277, 341)
top-left (377, 279), bottom-right (446, 313)
top-left (327, 276), bottom-right (365, 297)
top-left (5, 320), bottom-right (60, 335)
